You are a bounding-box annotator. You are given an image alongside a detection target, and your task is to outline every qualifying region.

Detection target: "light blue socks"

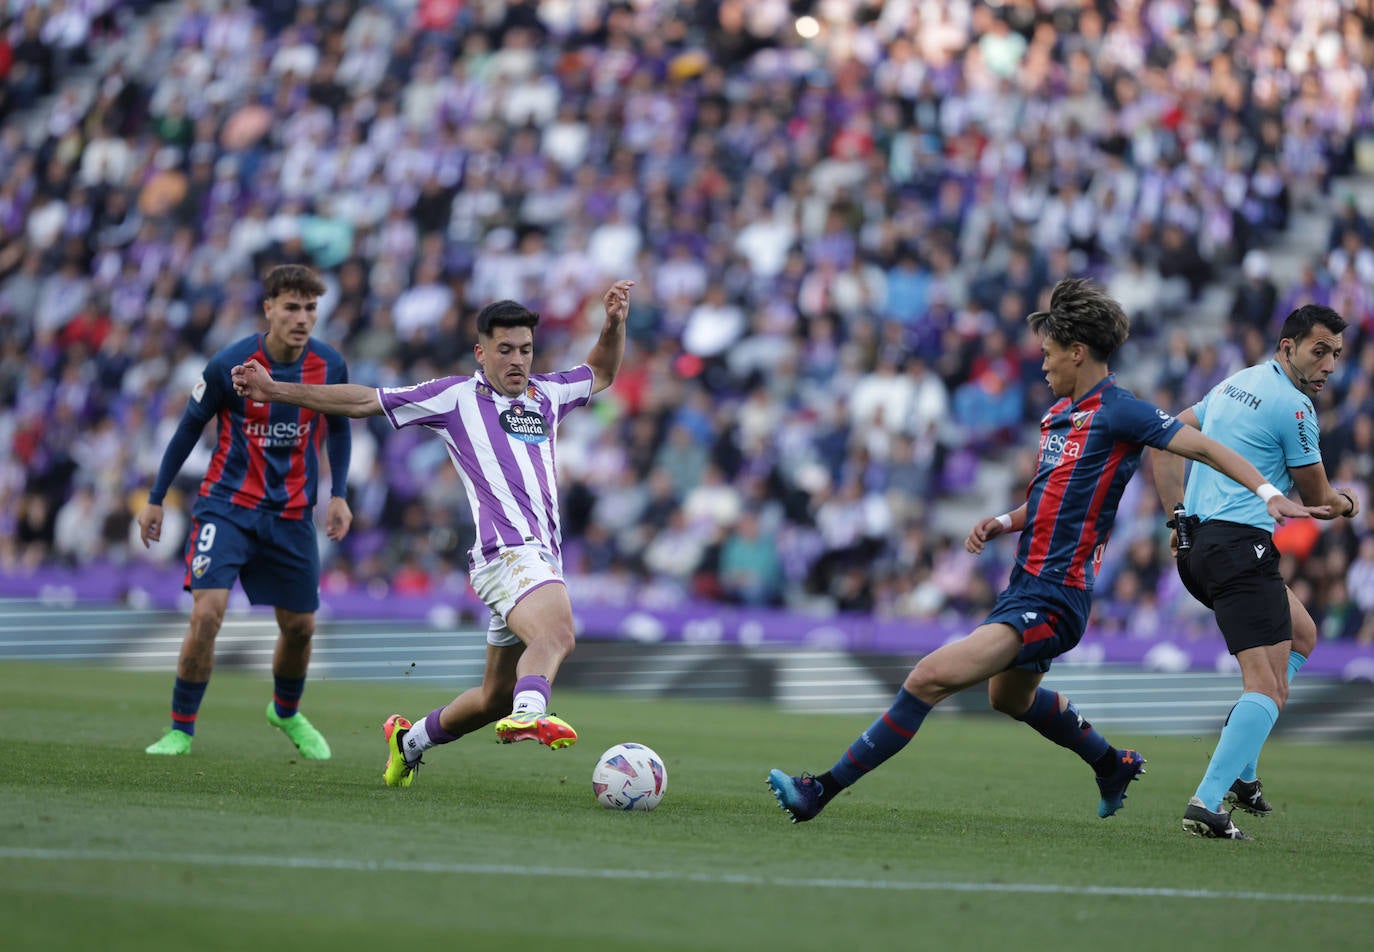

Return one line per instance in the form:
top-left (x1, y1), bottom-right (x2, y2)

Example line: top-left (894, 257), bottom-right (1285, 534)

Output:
top-left (1238, 651), bottom-right (1305, 783)
top-left (1197, 692), bottom-right (1279, 810)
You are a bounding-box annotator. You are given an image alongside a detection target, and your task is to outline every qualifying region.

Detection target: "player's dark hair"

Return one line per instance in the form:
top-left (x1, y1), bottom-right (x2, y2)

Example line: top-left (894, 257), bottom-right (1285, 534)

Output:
top-left (1278, 304), bottom-right (1347, 345)
top-left (1027, 278), bottom-right (1130, 362)
top-left (262, 264), bottom-right (326, 300)
top-left (476, 299), bottom-right (540, 336)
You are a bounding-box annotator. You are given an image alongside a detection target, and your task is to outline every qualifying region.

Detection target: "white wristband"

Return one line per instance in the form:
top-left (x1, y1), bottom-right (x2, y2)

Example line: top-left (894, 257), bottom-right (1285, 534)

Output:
top-left (996, 513), bottom-right (1013, 530)
top-left (1256, 482), bottom-right (1281, 502)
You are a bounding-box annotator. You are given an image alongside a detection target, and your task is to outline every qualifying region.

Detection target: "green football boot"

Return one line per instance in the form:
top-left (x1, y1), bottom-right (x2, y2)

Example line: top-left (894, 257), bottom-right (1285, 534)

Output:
top-left (265, 702), bottom-right (332, 759)
top-left (145, 729), bottom-right (193, 755)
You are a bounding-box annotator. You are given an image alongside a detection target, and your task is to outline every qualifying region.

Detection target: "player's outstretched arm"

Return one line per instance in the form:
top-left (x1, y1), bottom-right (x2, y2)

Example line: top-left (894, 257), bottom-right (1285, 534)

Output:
top-left (1164, 425), bottom-right (1330, 524)
top-left (586, 279), bottom-right (635, 394)
top-left (1149, 408), bottom-right (1199, 514)
top-left (966, 503), bottom-right (1026, 554)
top-left (232, 359), bottom-right (383, 418)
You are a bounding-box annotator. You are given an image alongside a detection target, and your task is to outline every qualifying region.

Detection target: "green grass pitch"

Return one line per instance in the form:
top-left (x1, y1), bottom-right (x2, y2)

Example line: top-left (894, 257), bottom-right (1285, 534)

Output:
top-left (2, 661), bottom-right (1371, 951)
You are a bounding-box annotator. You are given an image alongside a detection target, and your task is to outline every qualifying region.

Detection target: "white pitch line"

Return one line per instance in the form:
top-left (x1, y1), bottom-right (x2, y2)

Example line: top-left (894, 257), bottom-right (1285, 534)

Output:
top-left (2, 847), bottom-right (1371, 906)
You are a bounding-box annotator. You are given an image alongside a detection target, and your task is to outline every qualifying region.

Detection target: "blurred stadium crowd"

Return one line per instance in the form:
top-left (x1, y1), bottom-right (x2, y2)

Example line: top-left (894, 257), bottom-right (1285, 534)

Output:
top-left (1, 0), bottom-right (1373, 645)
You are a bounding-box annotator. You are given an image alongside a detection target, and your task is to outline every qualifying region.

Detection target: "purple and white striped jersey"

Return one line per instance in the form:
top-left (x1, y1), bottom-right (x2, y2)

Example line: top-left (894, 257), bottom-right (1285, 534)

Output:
top-left (377, 365), bottom-right (595, 570)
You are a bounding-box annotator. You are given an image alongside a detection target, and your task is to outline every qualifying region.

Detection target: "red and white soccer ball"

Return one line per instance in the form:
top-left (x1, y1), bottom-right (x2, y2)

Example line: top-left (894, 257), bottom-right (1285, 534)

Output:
top-left (592, 742), bottom-right (667, 811)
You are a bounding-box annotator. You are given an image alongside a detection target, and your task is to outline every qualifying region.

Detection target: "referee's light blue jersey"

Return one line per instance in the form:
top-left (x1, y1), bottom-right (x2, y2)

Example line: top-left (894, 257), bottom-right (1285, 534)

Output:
top-left (1185, 359), bottom-right (1324, 531)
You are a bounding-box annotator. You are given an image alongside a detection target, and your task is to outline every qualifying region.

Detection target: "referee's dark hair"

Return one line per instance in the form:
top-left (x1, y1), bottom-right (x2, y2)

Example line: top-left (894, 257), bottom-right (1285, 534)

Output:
top-left (1027, 278), bottom-right (1130, 362)
top-left (1278, 304), bottom-right (1347, 345)
top-left (476, 300), bottom-right (541, 337)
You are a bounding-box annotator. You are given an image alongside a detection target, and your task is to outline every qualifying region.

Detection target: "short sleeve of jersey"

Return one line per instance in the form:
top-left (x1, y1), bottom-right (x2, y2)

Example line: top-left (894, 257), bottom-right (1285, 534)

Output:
top-left (1278, 398), bottom-right (1323, 469)
top-left (535, 364), bottom-right (595, 424)
top-left (1103, 390), bottom-right (1183, 449)
top-left (379, 375), bottom-right (467, 429)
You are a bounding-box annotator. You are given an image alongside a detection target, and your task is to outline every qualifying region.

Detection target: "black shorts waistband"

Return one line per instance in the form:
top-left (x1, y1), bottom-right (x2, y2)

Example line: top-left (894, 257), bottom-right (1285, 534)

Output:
top-left (1196, 519), bottom-right (1274, 542)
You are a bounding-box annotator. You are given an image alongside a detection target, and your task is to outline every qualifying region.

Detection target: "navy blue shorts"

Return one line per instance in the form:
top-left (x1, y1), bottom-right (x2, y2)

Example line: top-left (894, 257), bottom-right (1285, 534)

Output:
top-left (982, 566), bottom-right (1092, 673)
top-left (182, 500), bottom-right (320, 613)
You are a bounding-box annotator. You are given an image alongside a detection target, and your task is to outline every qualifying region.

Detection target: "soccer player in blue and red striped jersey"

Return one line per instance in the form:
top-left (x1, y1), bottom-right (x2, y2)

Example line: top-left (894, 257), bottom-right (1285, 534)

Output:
top-left (139, 264), bottom-right (353, 759)
top-left (768, 278), bottom-right (1325, 825)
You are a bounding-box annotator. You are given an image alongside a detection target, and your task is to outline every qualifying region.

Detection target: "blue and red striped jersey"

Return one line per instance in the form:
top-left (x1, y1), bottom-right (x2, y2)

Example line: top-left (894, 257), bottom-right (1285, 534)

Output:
top-left (176, 334), bottom-right (349, 520)
top-left (1015, 375), bottom-right (1182, 590)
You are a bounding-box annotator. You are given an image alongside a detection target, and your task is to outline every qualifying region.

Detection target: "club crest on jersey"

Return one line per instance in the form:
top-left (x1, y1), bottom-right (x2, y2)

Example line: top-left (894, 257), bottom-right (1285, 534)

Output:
top-left (527, 384), bottom-right (538, 400)
top-left (500, 404), bottom-right (549, 443)
top-left (1071, 411), bottom-right (1093, 429)
top-left (191, 554), bottom-right (212, 578)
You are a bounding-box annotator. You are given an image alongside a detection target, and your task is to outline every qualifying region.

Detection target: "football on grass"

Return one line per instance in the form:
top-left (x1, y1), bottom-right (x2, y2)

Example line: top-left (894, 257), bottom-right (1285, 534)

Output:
top-left (592, 742), bottom-right (667, 811)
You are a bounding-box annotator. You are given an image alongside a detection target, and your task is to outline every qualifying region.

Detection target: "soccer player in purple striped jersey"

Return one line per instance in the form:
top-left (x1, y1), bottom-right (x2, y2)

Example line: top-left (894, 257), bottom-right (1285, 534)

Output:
top-left (233, 279), bottom-right (634, 787)
top-left (767, 278), bottom-right (1325, 826)
top-left (140, 264), bottom-right (354, 760)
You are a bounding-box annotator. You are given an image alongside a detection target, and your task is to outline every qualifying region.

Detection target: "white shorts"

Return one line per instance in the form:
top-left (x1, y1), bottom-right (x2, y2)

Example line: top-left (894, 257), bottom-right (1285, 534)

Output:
top-left (469, 544), bottom-right (565, 647)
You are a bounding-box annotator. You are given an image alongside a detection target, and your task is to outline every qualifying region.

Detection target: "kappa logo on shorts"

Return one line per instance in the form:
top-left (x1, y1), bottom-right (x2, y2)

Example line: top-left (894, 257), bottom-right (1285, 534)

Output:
top-left (191, 554), bottom-right (212, 578)
top-left (499, 405), bottom-right (550, 444)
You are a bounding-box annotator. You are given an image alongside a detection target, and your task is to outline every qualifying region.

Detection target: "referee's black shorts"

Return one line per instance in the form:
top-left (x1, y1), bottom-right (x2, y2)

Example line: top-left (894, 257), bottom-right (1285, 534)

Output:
top-left (1177, 520), bottom-right (1292, 654)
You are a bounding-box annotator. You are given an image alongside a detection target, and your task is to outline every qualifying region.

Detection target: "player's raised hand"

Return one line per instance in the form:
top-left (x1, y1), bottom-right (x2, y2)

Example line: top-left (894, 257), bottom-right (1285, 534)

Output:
top-left (1266, 493), bottom-right (1329, 525)
top-left (232, 359), bottom-right (273, 401)
top-left (602, 279), bottom-right (634, 323)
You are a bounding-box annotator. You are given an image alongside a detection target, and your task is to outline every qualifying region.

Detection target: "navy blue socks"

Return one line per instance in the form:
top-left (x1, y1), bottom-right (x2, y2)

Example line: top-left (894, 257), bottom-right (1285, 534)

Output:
top-left (1015, 688), bottom-right (1113, 772)
top-left (170, 677), bottom-right (208, 736)
top-left (828, 687), bottom-right (933, 788)
top-left (272, 675), bottom-right (306, 719)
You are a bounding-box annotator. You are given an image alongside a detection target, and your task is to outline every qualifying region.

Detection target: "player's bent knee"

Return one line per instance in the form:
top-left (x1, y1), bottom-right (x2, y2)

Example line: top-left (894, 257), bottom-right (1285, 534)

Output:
top-left (988, 691), bottom-right (1028, 717)
top-left (281, 621), bottom-right (315, 644)
top-left (188, 608), bottom-right (226, 639)
top-left (904, 663), bottom-right (950, 702)
top-left (535, 626), bottom-right (576, 660)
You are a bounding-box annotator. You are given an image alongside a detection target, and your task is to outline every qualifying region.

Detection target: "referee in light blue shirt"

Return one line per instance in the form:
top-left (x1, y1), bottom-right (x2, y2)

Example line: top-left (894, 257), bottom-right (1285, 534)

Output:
top-left (1153, 304), bottom-right (1360, 840)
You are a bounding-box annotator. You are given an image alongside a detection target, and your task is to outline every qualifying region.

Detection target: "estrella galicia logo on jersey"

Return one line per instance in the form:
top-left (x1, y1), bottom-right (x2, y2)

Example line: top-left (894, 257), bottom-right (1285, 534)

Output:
top-left (191, 554), bottom-right (212, 579)
top-left (499, 405), bottom-right (550, 443)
